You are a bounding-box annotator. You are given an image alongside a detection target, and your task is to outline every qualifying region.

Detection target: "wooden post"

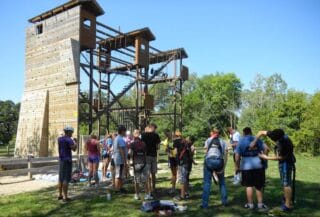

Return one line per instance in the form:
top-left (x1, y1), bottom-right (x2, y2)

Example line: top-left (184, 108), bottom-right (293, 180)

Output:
top-left (27, 155), bottom-right (33, 180)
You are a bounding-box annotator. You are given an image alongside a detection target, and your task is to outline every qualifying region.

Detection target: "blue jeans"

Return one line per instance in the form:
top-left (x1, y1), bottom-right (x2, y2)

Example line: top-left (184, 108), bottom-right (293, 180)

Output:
top-left (201, 158), bottom-right (228, 208)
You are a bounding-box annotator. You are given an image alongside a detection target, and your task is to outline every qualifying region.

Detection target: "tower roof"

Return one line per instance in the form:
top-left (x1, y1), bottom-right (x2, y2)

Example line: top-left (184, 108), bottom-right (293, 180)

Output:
top-left (29, 0), bottom-right (104, 23)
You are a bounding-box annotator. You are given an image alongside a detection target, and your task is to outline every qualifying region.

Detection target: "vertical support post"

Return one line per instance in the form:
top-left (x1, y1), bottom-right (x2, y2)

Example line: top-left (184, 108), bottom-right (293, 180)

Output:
top-left (173, 60), bottom-right (177, 133)
top-left (179, 57), bottom-right (183, 132)
top-left (89, 49), bottom-right (94, 134)
top-left (107, 72), bottom-right (110, 132)
top-left (27, 155), bottom-right (33, 180)
top-left (143, 67), bottom-right (148, 130)
top-left (135, 67), bottom-right (140, 129)
top-left (98, 70), bottom-right (102, 137)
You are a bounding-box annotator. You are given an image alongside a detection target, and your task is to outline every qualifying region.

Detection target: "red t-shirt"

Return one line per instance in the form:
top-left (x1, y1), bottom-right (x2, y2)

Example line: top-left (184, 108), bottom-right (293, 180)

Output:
top-left (87, 139), bottom-right (99, 157)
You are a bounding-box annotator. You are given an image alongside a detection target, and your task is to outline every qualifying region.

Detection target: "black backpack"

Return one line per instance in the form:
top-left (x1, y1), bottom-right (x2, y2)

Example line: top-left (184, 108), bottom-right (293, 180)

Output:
top-left (207, 137), bottom-right (223, 157)
top-left (132, 139), bottom-right (146, 172)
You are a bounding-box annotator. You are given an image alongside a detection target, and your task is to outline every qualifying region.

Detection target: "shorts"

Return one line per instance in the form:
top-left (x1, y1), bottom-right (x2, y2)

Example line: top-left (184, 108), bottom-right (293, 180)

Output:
top-left (88, 155), bottom-right (100, 164)
top-left (111, 158), bottom-right (115, 167)
top-left (178, 165), bottom-right (189, 184)
top-left (279, 162), bottom-right (293, 187)
top-left (169, 157), bottom-right (178, 168)
top-left (115, 164), bottom-right (124, 179)
top-left (102, 151), bottom-right (110, 160)
top-left (134, 164), bottom-right (149, 184)
top-left (146, 156), bottom-right (157, 174)
top-left (59, 160), bottom-right (72, 183)
top-left (241, 168), bottom-right (265, 189)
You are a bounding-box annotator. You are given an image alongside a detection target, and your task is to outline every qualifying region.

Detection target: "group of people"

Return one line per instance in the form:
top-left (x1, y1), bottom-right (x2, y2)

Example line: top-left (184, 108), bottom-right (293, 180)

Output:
top-left (201, 127), bottom-right (295, 213)
top-left (57, 124), bottom-right (295, 213)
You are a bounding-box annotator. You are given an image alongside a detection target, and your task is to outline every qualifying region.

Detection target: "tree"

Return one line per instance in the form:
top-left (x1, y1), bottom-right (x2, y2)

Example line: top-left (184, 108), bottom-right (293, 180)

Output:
top-left (183, 73), bottom-right (242, 142)
top-left (295, 92), bottom-right (320, 155)
top-left (0, 100), bottom-right (20, 146)
top-left (239, 73), bottom-right (288, 132)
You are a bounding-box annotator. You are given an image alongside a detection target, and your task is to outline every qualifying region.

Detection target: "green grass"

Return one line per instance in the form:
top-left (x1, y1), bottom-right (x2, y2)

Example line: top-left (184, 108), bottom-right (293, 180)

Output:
top-left (0, 149), bottom-right (319, 217)
top-left (0, 145), bottom-right (14, 157)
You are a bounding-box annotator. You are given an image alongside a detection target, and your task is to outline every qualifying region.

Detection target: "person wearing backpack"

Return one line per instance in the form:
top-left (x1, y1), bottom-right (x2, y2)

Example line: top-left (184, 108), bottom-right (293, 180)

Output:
top-left (162, 129), bottom-right (178, 195)
top-left (201, 128), bottom-right (228, 209)
top-left (234, 127), bottom-right (268, 212)
top-left (129, 129), bottom-right (153, 200)
top-left (256, 129), bottom-right (296, 212)
top-left (173, 131), bottom-right (191, 201)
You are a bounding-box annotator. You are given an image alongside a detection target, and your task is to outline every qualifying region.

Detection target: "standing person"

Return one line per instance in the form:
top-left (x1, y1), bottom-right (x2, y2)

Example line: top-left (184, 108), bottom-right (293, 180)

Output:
top-left (113, 125), bottom-right (127, 192)
top-left (201, 129), bottom-right (228, 209)
top-left (185, 136), bottom-right (196, 198)
top-left (125, 130), bottom-right (133, 178)
top-left (129, 129), bottom-right (153, 200)
top-left (57, 126), bottom-right (77, 203)
top-left (85, 134), bottom-right (100, 187)
top-left (141, 123), bottom-right (161, 194)
top-left (228, 127), bottom-right (241, 185)
top-left (109, 132), bottom-right (117, 188)
top-left (256, 129), bottom-right (296, 212)
top-left (173, 131), bottom-right (191, 201)
top-left (234, 127), bottom-right (268, 211)
top-left (162, 130), bottom-right (177, 194)
top-left (100, 131), bottom-right (112, 182)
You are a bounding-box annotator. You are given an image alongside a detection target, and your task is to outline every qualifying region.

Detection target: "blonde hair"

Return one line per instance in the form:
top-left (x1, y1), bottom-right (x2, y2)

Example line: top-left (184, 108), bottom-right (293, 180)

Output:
top-left (133, 129), bottom-right (140, 138)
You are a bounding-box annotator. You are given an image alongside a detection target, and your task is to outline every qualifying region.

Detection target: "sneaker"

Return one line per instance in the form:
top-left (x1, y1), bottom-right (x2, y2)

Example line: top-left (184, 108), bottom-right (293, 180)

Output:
top-left (144, 194), bottom-right (154, 200)
top-left (200, 205), bottom-right (208, 209)
top-left (134, 194), bottom-right (140, 200)
top-left (57, 196), bottom-right (63, 200)
top-left (281, 204), bottom-right (292, 212)
top-left (244, 203), bottom-right (255, 210)
top-left (62, 198), bottom-right (72, 203)
top-left (120, 188), bottom-right (128, 193)
top-left (257, 203), bottom-right (269, 212)
top-left (168, 188), bottom-right (176, 195)
top-left (174, 195), bottom-right (185, 201)
top-left (185, 193), bottom-right (190, 199)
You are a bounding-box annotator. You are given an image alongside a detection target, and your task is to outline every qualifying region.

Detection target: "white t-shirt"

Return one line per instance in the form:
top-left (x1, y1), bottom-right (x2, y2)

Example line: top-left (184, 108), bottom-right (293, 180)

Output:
top-left (232, 131), bottom-right (241, 143)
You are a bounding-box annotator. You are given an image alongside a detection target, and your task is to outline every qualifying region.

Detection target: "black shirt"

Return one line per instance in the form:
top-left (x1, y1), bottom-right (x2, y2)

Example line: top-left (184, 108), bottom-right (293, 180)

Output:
top-left (276, 135), bottom-right (294, 164)
top-left (173, 138), bottom-right (190, 165)
top-left (141, 132), bottom-right (161, 157)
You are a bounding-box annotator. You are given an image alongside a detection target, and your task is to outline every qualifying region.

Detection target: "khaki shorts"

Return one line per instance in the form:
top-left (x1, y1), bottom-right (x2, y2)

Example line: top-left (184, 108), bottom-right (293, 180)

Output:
top-left (178, 165), bottom-right (189, 184)
top-left (115, 164), bottom-right (124, 179)
top-left (134, 164), bottom-right (150, 184)
top-left (146, 156), bottom-right (157, 174)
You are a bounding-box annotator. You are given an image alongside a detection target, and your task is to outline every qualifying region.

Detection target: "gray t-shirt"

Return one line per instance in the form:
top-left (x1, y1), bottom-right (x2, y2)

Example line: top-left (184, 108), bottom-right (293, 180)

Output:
top-left (113, 135), bottom-right (126, 165)
top-left (204, 137), bottom-right (227, 159)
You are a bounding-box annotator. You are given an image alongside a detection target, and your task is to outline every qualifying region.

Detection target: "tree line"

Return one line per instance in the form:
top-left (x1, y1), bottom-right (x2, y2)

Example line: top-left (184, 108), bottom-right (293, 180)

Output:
top-left (1, 73), bottom-right (319, 156)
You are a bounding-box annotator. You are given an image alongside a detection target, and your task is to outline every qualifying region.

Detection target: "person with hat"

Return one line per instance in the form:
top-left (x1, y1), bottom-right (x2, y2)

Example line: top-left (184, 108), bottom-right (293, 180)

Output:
top-left (57, 126), bottom-right (77, 203)
top-left (253, 129), bottom-right (296, 212)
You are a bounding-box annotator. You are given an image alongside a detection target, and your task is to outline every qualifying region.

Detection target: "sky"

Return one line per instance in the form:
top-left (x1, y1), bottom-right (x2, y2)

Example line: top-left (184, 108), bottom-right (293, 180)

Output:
top-left (0, 0), bottom-right (319, 102)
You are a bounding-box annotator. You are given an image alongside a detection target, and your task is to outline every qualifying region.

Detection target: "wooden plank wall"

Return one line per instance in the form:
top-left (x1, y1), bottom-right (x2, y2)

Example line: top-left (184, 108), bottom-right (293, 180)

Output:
top-left (15, 6), bottom-right (81, 157)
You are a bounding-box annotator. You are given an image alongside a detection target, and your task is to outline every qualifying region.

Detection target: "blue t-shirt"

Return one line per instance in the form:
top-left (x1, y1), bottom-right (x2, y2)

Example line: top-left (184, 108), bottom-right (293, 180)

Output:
top-left (113, 135), bottom-right (126, 165)
top-left (58, 136), bottom-right (74, 161)
top-left (235, 135), bottom-right (265, 170)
